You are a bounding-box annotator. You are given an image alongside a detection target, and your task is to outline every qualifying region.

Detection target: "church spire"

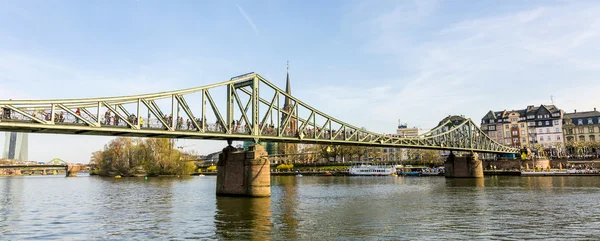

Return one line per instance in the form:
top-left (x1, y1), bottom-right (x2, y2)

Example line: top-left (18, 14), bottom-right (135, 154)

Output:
top-left (284, 61), bottom-right (291, 108)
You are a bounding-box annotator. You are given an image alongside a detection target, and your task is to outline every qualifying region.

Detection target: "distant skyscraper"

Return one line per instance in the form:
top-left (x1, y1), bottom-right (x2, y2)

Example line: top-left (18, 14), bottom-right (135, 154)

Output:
top-left (2, 132), bottom-right (28, 161)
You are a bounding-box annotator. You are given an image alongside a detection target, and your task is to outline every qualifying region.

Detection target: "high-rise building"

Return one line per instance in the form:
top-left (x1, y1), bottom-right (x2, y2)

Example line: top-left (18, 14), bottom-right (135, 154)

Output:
top-left (395, 121), bottom-right (419, 137)
top-left (383, 120), bottom-right (420, 162)
top-left (2, 132), bottom-right (28, 161)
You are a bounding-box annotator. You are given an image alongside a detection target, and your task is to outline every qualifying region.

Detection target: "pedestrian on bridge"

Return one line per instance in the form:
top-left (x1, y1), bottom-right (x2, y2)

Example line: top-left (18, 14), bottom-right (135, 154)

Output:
top-left (104, 110), bottom-right (111, 125)
top-left (75, 108), bottom-right (81, 123)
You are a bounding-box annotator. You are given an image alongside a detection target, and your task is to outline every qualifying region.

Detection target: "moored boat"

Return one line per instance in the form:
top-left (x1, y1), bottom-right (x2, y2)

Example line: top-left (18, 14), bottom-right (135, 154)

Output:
top-left (349, 163), bottom-right (396, 176)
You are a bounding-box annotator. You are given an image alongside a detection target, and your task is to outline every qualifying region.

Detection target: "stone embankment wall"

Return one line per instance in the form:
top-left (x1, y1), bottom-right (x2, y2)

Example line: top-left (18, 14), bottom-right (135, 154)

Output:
top-left (482, 159), bottom-right (598, 170)
top-left (0, 169), bottom-right (21, 176)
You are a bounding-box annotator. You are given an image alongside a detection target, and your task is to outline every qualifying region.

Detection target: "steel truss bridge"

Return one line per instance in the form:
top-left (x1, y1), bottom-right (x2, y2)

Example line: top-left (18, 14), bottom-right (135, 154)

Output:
top-left (0, 73), bottom-right (518, 154)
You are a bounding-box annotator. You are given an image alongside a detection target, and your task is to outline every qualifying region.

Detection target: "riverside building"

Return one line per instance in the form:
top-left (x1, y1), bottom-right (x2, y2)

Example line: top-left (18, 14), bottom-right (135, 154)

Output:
top-left (562, 108), bottom-right (600, 143)
top-left (481, 105), bottom-right (564, 150)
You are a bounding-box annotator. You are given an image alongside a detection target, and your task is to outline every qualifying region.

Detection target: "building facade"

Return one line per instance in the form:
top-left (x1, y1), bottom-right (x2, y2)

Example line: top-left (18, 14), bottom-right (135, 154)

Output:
top-left (383, 121), bottom-right (420, 162)
top-left (562, 108), bottom-right (600, 143)
top-left (481, 105), bottom-right (564, 150)
top-left (2, 132), bottom-right (28, 161)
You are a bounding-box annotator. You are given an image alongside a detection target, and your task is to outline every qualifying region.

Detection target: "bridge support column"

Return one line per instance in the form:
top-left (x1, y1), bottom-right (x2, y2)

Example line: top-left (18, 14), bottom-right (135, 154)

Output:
top-left (66, 165), bottom-right (81, 177)
top-left (216, 144), bottom-right (270, 197)
top-left (42, 169), bottom-right (47, 175)
top-left (444, 153), bottom-right (483, 178)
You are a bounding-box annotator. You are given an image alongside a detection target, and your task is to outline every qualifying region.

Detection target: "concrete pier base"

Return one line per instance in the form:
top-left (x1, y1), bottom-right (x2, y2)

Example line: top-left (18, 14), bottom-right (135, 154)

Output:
top-left (444, 153), bottom-right (483, 178)
top-left (216, 144), bottom-right (271, 197)
top-left (66, 165), bottom-right (81, 177)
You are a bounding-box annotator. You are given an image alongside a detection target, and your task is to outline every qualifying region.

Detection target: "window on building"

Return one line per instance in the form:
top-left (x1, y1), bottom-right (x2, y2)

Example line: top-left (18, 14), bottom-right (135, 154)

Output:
top-left (540, 136), bottom-right (544, 141)
top-left (578, 119), bottom-right (583, 125)
top-left (554, 120), bottom-right (559, 125)
top-left (522, 138), bottom-right (526, 142)
top-left (589, 127), bottom-right (595, 133)
top-left (505, 125), bottom-right (509, 129)
top-left (520, 117), bottom-right (526, 121)
top-left (537, 115), bottom-right (542, 118)
top-left (511, 118), bottom-right (518, 122)
top-left (490, 132), bottom-right (496, 137)
top-left (506, 131), bottom-right (510, 137)
top-left (556, 127), bottom-right (560, 133)
top-left (579, 128), bottom-right (584, 134)
top-left (545, 121), bottom-right (550, 125)
top-left (490, 120), bottom-right (494, 124)
top-left (579, 136), bottom-right (585, 142)
top-left (528, 122), bottom-right (535, 126)
top-left (521, 130), bottom-right (525, 135)
top-left (512, 124), bottom-right (518, 128)
top-left (557, 136), bottom-right (561, 141)
top-left (528, 115), bottom-right (534, 119)
top-left (552, 113), bottom-right (559, 117)
top-left (544, 114), bottom-right (549, 118)
top-left (489, 125), bottom-right (496, 131)
top-left (513, 138), bottom-right (519, 143)
top-left (482, 120), bottom-right (486, 124)
top-left (598, 117), bottom-right (600, 124)
top-left (538, 129), bottom-right (543, 133)
top-left (520, 123), bottom-right (525, 128)
top-left (546, 128), bottom-right (550, 133)
top-left (482, 126), bottom-right (488, 130)
top-left (591, 135), bottom-right (596, 142)
top-left (499, 140), bottom-right (503, 144)
top-left (538, 121), bottom-right (542, 126)
top-left (512, 131), bottom-right (518, 135)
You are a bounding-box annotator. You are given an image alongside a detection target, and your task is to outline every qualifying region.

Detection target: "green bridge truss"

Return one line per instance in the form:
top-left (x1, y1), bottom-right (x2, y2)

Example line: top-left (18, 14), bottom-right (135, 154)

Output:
top-left (0, 73), bottom-right (519, 154)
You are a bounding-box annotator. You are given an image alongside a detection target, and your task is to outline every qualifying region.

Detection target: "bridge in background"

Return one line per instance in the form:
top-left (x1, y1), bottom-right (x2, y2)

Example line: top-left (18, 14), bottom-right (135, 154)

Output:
top-left (0, 164), bottom-right (88, 177)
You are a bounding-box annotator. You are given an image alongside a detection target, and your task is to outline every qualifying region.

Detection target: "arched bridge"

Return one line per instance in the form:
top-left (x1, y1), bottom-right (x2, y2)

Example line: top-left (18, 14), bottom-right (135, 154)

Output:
top-left (0, 73), bottom-right (518, 154)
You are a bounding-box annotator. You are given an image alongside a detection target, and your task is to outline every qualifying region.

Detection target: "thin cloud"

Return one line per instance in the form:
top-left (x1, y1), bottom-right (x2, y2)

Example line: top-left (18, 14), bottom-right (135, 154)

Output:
top-left (321, 1), bottom-right (600, 132)
top-left (236, 4), bottom-right (258, 36)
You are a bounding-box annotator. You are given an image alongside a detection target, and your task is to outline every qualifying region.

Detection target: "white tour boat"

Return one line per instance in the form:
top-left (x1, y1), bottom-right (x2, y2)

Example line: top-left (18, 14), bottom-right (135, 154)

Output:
top-left (349, 163), bottom-right (396, 176)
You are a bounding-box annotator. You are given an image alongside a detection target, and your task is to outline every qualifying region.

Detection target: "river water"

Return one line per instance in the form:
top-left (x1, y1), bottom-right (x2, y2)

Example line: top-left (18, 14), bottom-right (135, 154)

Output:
top-left (1, 175), bottom-right (600, 240)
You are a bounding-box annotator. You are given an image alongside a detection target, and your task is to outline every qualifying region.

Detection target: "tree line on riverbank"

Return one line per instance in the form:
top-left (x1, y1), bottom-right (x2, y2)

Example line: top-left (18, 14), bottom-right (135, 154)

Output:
top-left (303, 144), bottom-right (443, 166)
top-left (90, 137), bottom-right (196, 177)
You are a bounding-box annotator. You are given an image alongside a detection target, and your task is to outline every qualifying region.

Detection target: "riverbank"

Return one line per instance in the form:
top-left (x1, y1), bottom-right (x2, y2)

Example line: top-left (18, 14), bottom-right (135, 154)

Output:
top-left (485, 170), bottom-right (600, 176)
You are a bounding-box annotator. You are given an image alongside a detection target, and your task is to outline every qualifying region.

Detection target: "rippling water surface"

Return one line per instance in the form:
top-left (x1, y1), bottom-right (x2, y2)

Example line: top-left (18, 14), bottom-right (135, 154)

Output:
top-left (1, 175), bottom-right (600, 240)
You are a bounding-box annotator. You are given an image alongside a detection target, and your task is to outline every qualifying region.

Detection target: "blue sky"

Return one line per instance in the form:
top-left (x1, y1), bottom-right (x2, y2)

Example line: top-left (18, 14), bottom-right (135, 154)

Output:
top-left (2, 0), bottom-right (600, 163)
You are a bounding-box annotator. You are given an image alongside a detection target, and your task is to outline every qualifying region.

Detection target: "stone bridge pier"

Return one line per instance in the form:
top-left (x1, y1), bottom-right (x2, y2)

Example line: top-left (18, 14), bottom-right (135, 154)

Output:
top-left (216, 144), bottom-right (270, 197)
top-left (444, 152), bottom-right (483, 178)
top-left (66, 165), bottom-right (82, 177)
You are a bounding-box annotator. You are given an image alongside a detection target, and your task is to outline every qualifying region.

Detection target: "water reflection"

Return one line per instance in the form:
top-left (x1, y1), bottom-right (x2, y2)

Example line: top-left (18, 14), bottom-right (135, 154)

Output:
top-left (445, 177), bottom-right (485, 188)
top-left (215, 196), bottom-right (272, 240)
top-left (273, 176), bottom-right (299, 240)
